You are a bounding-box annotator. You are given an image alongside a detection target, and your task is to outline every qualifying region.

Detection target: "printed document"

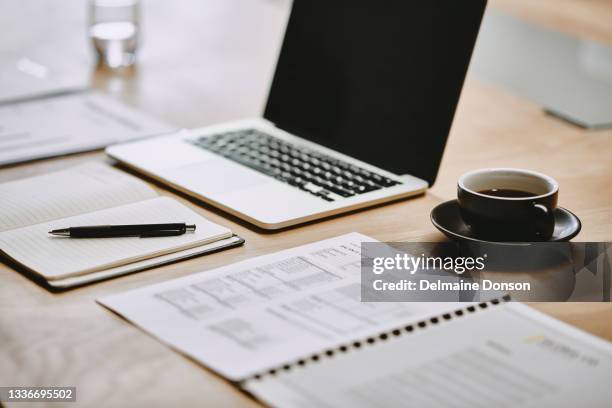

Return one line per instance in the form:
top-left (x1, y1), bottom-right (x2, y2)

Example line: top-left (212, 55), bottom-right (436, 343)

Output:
top-left (98, 233), bottom-right (457, 380)
top-left (246, 302), bottom-right (612, 408)
top-left (0, 92), bottom-right (175, 166)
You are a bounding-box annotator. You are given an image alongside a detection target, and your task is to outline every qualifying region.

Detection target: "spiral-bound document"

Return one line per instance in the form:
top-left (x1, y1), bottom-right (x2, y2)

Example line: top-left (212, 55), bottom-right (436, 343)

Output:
top-left (245, 302), bottom-right (612, 408)
top-left (98, 234), bottom-right (612, 407)
top-left (98, 233), bottom-right (459, 380)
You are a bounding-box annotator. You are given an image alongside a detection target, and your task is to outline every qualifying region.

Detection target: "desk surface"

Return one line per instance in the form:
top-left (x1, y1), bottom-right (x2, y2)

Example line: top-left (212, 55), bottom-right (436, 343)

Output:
top-left (1, 1), bottom-right (612, 407)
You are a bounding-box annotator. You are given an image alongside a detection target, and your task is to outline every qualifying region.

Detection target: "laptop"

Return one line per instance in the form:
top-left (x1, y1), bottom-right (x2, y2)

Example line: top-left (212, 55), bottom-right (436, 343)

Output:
top-left (107, 0), bottom-right (487, 230)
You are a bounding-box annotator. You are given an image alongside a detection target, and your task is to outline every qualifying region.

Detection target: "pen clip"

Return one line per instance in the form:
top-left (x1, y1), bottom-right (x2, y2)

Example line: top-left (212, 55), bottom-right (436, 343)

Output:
top-left (140, 230), bottom-right (184, 238)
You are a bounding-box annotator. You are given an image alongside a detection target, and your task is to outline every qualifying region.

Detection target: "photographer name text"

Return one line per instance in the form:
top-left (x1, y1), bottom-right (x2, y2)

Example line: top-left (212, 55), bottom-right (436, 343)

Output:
top-left (372, 279), bottom-right (531, 292)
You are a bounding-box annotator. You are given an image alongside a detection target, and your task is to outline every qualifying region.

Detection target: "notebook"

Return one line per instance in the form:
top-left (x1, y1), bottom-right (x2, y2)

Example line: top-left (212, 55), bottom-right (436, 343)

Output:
top-left (98, 233), bottom-right (612, 407)
top-left (0, 162), bottom-right (243, 289)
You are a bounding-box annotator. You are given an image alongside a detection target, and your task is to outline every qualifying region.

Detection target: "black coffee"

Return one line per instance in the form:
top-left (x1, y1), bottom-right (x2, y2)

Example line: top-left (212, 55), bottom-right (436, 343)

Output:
top-left (478, 188), bottom-right (536, 198)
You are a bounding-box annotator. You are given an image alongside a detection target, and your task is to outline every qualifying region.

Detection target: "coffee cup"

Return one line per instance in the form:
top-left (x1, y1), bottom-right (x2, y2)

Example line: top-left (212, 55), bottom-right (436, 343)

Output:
top-left (457, 168), bottom-right (558, 241)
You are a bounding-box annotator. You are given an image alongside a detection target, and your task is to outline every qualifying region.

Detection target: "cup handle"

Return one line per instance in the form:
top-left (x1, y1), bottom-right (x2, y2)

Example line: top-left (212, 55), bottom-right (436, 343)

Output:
top-left (531, 203), bottom-right (555, 240)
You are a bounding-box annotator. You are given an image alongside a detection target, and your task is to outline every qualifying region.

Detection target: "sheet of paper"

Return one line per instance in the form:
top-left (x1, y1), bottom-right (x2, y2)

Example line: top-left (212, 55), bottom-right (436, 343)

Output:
top-left (0, 196), bottom-right (232, 279)
top-left (0, 91), bottom-right (176, 166)
top-left (98, 233), bottom-right (460, 381)
top-left (0, 51), bottom-right (89, 104)
top-left (245, 303), bottom-right (612, 408)
top-left (0, 162), bottom-right (157, 232)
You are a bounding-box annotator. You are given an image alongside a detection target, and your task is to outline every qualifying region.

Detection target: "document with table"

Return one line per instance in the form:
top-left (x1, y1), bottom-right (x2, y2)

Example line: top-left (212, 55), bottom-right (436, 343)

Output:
top-left (0, 162), bottom-right (243, 288)
top-left (98, 233), bottom-right (472, 380)
top-left (99, 233), bottom-right (612, 408)
top-left (0, 92), bottom-right (176, 166)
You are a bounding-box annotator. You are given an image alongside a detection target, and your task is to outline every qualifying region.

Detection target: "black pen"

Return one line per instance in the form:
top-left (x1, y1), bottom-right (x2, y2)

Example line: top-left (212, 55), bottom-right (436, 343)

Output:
top-left (48, 223), bottom-right (196, 238)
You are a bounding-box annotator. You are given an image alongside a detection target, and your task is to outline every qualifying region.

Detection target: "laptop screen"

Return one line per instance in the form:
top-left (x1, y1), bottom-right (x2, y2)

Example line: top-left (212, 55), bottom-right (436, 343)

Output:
top-left (264, 0), bottom-right (487, 185)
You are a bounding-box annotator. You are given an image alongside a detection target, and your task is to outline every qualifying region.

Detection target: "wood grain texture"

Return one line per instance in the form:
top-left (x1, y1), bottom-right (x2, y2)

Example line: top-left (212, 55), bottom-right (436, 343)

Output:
top-left (1, 1), bottom-right (611, 407)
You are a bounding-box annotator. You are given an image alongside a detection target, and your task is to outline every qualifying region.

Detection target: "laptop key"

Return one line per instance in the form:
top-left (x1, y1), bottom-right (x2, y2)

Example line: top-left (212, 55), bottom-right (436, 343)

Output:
top-left (316, 190), bottom-right (336, 202)
top-left (323, 183), bottom-right (355, 198)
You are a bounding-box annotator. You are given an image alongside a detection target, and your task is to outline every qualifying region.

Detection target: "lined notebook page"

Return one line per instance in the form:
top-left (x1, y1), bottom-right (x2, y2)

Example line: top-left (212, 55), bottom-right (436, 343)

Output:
top-left (0, 162), bottom-right (157, 232)
top-left (0, 197), bottom-right (232, 279)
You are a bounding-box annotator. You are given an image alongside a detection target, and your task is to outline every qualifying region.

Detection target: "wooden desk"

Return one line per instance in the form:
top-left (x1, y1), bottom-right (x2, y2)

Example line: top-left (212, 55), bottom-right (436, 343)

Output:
top-left (1, 1), bottom-right (611, 406)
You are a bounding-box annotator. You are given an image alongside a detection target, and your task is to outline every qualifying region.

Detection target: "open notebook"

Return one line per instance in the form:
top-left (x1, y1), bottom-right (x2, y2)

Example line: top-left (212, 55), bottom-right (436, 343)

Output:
top-left (98, 233), bottom-right (612, 407)
top-left (0, 162), bottom-right (243, 289)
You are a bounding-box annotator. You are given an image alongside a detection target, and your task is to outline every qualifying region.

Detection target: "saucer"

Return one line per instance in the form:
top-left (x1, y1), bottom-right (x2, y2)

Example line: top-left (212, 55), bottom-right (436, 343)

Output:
top-left (430, 199), bottom-right (581, 244)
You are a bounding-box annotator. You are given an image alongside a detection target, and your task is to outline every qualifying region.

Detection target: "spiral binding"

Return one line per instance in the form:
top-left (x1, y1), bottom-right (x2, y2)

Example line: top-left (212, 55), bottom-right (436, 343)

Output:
top-left (243, 295), bottom-right (511, 384)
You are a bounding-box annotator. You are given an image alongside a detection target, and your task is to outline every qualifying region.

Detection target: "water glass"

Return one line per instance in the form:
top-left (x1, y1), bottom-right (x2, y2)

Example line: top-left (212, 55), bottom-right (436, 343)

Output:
top-left (89, 0), bottom-right (140, 69)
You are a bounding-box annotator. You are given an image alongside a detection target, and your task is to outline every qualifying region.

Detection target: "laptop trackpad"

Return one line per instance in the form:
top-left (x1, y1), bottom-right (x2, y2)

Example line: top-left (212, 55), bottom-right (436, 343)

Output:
top-left (163, 159), bottom-right (270, 196)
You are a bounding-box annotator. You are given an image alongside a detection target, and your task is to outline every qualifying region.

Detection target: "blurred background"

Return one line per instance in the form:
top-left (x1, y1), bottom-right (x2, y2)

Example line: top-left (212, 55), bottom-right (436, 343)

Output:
top-left (2, 0), bottom-right (612, 207)
top-left (2, 0), bottom-right (611, 129)
top-left (1, 0), bottom-right (290, 126)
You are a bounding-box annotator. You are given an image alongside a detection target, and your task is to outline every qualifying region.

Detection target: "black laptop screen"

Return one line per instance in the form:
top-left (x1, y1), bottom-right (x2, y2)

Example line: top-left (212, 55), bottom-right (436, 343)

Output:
top-left (264, 0), bottom-right (487, 185)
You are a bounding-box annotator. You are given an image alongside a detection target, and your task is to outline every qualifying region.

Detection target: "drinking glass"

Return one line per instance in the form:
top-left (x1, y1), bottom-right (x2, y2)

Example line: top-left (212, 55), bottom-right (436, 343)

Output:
top-left (89, 0), bottom-right (140, 69)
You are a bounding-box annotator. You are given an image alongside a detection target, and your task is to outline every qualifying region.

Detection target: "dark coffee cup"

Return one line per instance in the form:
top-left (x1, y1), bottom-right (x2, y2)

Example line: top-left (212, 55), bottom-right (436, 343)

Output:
top-left (458, 168), bottom-right (558, 241)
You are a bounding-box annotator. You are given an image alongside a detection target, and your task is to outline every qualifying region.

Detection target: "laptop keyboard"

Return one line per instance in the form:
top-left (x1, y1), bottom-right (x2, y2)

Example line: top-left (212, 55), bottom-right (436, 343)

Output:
top-left (189, 129), bottom-right (402, 202)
